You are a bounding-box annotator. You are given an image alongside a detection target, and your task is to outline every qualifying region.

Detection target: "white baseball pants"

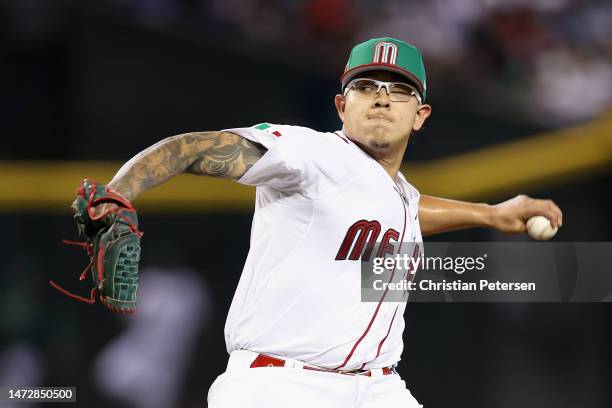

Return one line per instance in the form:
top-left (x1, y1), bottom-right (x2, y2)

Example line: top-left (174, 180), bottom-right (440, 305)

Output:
top-left (207, 350), bottom-right (423, 408)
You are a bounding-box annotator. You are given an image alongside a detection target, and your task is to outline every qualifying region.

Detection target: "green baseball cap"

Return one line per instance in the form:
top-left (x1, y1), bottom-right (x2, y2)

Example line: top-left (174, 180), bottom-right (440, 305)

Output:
top-left (341, 37), bottom-right (427, 101)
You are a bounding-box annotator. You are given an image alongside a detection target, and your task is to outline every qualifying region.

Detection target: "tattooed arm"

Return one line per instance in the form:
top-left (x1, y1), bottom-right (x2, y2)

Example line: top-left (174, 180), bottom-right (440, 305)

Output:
top-left (107, 131), bottom-right (265, 201)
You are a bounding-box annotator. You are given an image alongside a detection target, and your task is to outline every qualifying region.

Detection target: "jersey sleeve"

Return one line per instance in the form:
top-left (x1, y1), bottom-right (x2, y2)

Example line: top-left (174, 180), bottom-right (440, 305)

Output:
top-left (223, 123), bottom-right (335, 195)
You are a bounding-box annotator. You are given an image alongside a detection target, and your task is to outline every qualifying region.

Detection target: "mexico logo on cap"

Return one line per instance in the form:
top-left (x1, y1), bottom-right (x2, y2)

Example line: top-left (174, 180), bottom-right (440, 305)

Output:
top-left (372, 41), bottom-right (398, 65)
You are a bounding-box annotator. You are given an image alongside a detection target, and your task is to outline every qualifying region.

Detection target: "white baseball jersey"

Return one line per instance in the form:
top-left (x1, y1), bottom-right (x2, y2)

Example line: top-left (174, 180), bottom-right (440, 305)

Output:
top-left (223, 123), bottom-right (423, 371)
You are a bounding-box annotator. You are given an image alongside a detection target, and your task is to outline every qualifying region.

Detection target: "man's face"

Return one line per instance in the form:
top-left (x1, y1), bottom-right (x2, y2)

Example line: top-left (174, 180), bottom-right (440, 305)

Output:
top-left (334, 71), bottom-right (431, 156)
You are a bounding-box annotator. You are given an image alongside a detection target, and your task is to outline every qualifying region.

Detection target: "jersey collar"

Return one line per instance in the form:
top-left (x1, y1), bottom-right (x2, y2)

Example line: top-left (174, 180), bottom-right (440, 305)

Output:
top-left (336, 130), bottom-right (420, 201)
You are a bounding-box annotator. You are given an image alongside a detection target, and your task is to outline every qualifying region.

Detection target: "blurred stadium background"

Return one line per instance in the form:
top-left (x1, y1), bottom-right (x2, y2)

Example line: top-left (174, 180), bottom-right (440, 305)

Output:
top-left (1, 0), bottom-right (611, 407)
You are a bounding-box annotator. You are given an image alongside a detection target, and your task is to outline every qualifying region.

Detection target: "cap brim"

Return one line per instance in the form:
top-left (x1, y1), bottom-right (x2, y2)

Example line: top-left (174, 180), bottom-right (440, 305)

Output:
top-left (341, 63), bottom-right (424, 96)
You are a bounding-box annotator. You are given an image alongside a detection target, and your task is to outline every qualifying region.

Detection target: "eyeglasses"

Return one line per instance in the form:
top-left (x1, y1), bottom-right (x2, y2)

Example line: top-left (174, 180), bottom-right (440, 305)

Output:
top-left (343, 78), bottom-right (422, 104)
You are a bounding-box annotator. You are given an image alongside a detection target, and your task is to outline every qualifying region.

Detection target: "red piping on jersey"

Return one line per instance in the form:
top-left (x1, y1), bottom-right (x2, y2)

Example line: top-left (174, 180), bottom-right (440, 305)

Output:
top-left (333, 131), bottom-right (350, 144)
top-left (374, 305), bottom-right (399, 360)
top-left (333, 189), bottom-right (407, 370)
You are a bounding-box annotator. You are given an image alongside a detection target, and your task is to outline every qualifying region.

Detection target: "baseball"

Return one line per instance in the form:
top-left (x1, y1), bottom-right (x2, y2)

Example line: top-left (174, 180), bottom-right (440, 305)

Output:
top-left (526, 216), bottom-right (558, 240)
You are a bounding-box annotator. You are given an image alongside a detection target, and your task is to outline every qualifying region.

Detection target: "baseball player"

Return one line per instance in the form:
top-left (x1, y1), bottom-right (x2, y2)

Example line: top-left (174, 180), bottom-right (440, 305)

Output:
top-left (92, 37), bottom-right (562, 407)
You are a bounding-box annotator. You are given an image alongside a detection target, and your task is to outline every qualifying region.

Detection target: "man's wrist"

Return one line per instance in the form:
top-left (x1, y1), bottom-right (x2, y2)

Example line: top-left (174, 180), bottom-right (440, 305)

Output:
top-left (477, 203), bottom-right (496, 229)
top-left (106, 180), bottom-right (136, 202)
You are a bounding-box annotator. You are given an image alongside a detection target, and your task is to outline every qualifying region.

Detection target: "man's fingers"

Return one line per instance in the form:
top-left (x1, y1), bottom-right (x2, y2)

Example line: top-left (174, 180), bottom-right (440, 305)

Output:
top-left (554, 203), bottom-right (563, 227)
top-left (493, 195), bottom-right (563, 234)
top-left (545, 199), bottom-right (563, 228)
top-left (529, 198), bottom-right (563, 228)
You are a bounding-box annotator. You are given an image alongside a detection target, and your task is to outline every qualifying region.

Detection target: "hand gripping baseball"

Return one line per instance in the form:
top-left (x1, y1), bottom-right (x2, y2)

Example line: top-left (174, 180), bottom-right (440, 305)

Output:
top-left (50, 179), bottom-right (143, 313)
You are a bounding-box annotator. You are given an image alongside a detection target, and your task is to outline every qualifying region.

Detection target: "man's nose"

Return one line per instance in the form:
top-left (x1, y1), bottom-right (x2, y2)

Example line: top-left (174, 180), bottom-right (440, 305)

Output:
top-left (373, 87), bottom-right (391, 107)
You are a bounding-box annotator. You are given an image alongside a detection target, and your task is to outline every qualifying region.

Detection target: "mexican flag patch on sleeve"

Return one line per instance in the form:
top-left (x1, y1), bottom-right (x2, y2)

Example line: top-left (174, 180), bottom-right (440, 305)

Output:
top-left (252, 123), bottom-right (282, 137)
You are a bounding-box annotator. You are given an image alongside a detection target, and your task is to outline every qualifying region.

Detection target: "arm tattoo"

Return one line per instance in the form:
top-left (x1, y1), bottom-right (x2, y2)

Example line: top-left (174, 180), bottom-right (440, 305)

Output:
top-left (185, 132), bottom-right (265, 178)
top-left (107, 131), bottom-right (265, 201)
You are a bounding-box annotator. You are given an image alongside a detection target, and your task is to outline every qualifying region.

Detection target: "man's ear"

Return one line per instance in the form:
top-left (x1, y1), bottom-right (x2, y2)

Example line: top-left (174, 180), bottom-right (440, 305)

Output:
top-left (334, 94), bottom-right (346, 121)
top-left (413, 104), bottom-right (432, 132)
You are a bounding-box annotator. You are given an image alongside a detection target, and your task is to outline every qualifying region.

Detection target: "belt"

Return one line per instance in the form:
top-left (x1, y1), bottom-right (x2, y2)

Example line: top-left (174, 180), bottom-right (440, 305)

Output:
top-left (230, 350), bottom-right (395, 377)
